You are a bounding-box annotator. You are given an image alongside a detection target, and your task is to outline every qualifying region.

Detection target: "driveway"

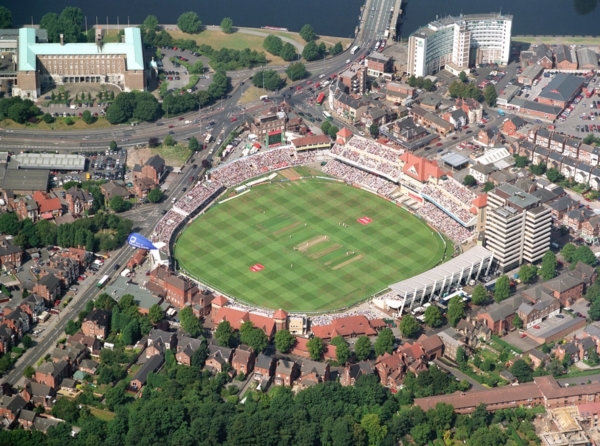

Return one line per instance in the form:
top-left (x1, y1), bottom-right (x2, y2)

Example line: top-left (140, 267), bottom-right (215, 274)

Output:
top-left (433, 359), bottom-right (486, 390)
top-left (503, 330), bottom-right (542, 351)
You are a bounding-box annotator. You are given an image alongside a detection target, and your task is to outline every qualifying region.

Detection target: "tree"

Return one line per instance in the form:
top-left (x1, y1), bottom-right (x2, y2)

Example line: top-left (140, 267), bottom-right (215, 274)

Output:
top-left (179, 306), bottom-right (203, 337)
top-left (546, 167), bottom-right (564, 183)
top-left (586, 282), bottom-right (600, 302)
top-left (163, 134), bottom-right (175, 146)
top-left (530, 162), bottom-right (547, 175)
top-left (369, 124), bottom-right (379, 138)
top-left (122, 320), bottom-right (140, 345)
top-left (65, 319), bottom-right (80, 336)
top-left (512, 313), bottom-right (523, 330)
top-left (548, 357), bottom-right (565, 376)
top-left (330, 42), bottom-right (343, 56)
top-left (561, 243), bottom-right (577, 263)
top-left (447, 295), bottom-right (466, 327)
top-left (410, 423), bottom-right (433, 446)
top-left (302, 41), bottom-right (321, 61)
top-left (109, 196), bottom-right (131, 213)
top-left (177, 12), bottom-right (202, 34)
top-left (423, 305), bottom-right (443, 327)
top-left (509, 359), bottom-right (533, 383)
top-left (21, 334), bottom-right (33, 349)
top-left (109, 140), bottom-right (117, 151)
top-left (471, 284), bottom-right (487, 306)
top-left (251, 69), bottom-right (284, 91)
top-left (400, 314), bottom-right (419, 338)
top-left (43, 113), bottom-right (54, 124)
top-left (330, 336), bottom-right (350, 364)
top-left (148, 304), bottom-right (164, 324)
top-left (215, 320), bottom-right (235, 347)
top-left (307, 336), bottom-right (324, 360)
top-left (494, 275), bottom-right (511, 303)
top-left (327, 125), bottom-right (339, 139)
top-left (189, 60), bottom-right (205, 75)
top-left (286, 62), bottom-right (308, 81)
top-left (361, 413), bottom-right (388, 446)
top-left (540, 250), bottom-right (558, 280)
top-left (354, 335), bottom-right (372, 360)
top-left (589, 299), bottom-right (600, 321)
top-left (484, 84), bottom-right (498, 107)
top-left (518, 264), bottom-right (537, 284)
top-left (463, 174), bottom-right (477, 187)
top-left (588, 347), bottom-right (600, 365)
top-left (514, 155), bottom-right (529, 168)
top-left (299, 24), bottom-right (316, 42)
top-left (148, 137), bottom-right (160, 148)
top-left (105, 382), bottom-right (129, 411)
top-left (191, 341), bottom-right (209, 367)
top-left (274, 329), bottom-right (294, 353)
top-left (240, 323), bottom-right (268, 352)
top-left (279, 42), bottom-right (298, 61)
top-left (573, 245), bottom-right (596, 266)
top-left (459, 71), bottom-right (468, 82)
top-left (0, 6), bottom-right (11, 28)
top-left (23, 365), bottom-right (35, 379)
top-left (82, 109), bottom-right (93, 124)
top-left (143, 15), bottom-right (158, 31)
top-left (186, 136), bottom-right (200, 153)
top-left (220, 17), bottom-right (233, 34)
top-left (374, 328), bottom-right (395, 356)
top-left (263, 35), bottom-right (283, 56)
top-left (147, 188), bottom-right (164, 203)
top-left (321, 120), bottom-right (331, 135)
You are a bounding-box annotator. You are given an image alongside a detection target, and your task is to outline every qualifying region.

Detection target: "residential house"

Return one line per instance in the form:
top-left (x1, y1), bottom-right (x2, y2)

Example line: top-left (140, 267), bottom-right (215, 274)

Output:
top-left (20, 380), bottom-right (55, 410)
top-left (133, 155), bottom-right (165, 186)
top-left (542, 272), bottom-right (586, 306)
top-left (0, 235), bottom-right (23, 268)
top-left (456, 98), bottom-right (483, 123)
top-left (81, 309), bottom-right (111, 339)
top-left (571, 261), bottom-right (598, 291)
top-left (100, 181), bottom-right (131, 201)
top-left (469, 163), bottom-right (497, 184)
top-left (212, 306), bottom-right (277, 339)
top-left (79, 359), bottom-right (99, 375)
top-left (14, 196), bottom-right (38, 221)
top-left (175, 335), bottom-right (203, 366)
top-left (554, 341), bottom-right (580, 364)
top-left (547, 196), bottom-right (579, 222)
top-left (418, 334), bottom-right (445, 360)
top-left (35, 360), bottom-right (69, 389)
top-left (67, 332), bottom-right (102, 356)
top-left (502, 116), bottom-right (527, 136)
top-left (375, 352), bottom-right (407, 390)
top-left (17, 410), bottom-right (37, 429)
top-left (296, 359), bottom-right (330, 389)
top-left (340, 362), bottom-right (374, 386)
top-left (148, 329), bottom-right (177, 352)
top-left (253, 354), bottom-right (275, 382)
top-left (442, 108), bottom-right (467, 129)
top-left (33, 274), bottom-right (61, 305)
top-left (410, 105), bottom-right (454, 136)
top-left (130, 354), bottom-right (164, 391)
top-left (274, 359), bottom-right (299, 387)
top-left (438, 328), bottom-right (468, 360)
top-left (51, 342), bottom-right (87, 372)
top-left (231, 346), bottom-right (255, 376)
top-left (455, 319), bottom-right (492, 349)
top-left (310, 315), bottom-right (384, 340)
top-left (555, 45), bottom-right (578, 70)
top-left (32, 191), bottom-right (62, 219)
top-left (366, 53), bottom-right (393, 77)
top-left (0, 395), bottom-right (27, 425)
top-left (290, 336), bottom-right (337, 361)
top-left (205, 344), bottom-right (233, 373)
top-left (62, 247), bottom-right (91, 270)
top-left (65, 187), bottom-right (94, 214)
top-left (528, 349), bottom-right (551, 368)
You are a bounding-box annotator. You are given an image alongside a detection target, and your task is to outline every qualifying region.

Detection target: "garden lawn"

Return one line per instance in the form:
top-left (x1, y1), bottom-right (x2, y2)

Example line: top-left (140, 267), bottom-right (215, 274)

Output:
top-left (175, 179), bottom-right (445, 312)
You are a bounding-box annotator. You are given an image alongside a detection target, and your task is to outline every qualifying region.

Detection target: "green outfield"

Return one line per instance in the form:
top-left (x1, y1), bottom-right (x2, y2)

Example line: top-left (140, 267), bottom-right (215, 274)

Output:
top-left (175, 178), bottom-right (447, 312)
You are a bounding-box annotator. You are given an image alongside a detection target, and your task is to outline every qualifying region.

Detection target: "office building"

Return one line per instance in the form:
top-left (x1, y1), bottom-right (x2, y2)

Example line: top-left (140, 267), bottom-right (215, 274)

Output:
top-left (485, 184), bottom-right (552, 271)
top-left (407, 13), bottom-right (513, 77)
top-left (14, 27), bottom-right (145, 99)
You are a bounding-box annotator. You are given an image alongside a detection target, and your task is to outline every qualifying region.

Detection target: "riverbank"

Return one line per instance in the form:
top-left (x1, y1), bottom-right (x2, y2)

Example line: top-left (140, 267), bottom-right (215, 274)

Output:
top-left (513, 35), bottom-right (600, 45)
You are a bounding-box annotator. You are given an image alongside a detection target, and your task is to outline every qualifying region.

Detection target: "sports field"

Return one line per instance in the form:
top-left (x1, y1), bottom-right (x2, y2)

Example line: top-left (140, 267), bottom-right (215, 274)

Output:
top-left (175, 178), bottom-right (446, 312)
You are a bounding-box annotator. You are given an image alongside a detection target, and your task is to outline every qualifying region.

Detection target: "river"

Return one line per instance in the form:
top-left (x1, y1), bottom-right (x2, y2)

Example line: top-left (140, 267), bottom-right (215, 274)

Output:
top-left (5, 0), bottom-right (600, 37)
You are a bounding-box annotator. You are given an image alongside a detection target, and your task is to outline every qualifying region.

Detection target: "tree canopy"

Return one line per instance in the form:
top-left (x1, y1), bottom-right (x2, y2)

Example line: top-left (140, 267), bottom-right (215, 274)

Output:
top-left (307, 336), bottom-right (324, 360)
top-left (279, 42), bottom-right (298, 61)
top-left (215, 320), bottom-right (235, 347)
top-left (447, 295), bottom-right (466, 327)
top-left (354, 335), bottom-right (372, 361)
top-left (423, 305), bottom-right (443, 327)
top-left (400, 314), bottom-right (419, 338)
top-left (179, 306), bottom-right (203, 337)
top-left (300, 24), bottom-right (317, 42)
top-left (471, 284), bottom-right (487, 306)
top-left (274, 329), bottom-right (295, 353)
top-left (263, 35), bottom-right (283, 56)
top-left (147, 188), bottom-right (164, 203)
top-left (0, 6), bottom-right (11, 29)
top-left (374, 328), bottom-right (395, 356)
top-left (494, 275), bottom-right (511, 303)
top-left (220, 17), bottom-right (234, 34)
top-left (177, 12), bottom-right (202, 34)
top-left (251, 69), bottom-right (285, 91)
top-left (286, 62), bottom-right (308, 81)
top-left (540, 250), bottom-right (557, 280)
top-left (483, 84), bottom-right (498, 107)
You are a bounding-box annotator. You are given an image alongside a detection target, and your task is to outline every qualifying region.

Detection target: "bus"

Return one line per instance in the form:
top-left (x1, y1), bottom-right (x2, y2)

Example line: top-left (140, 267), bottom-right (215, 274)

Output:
top-left (97, 275), bottom-right (110, 289)
top-left (497, 109), bottom-right (505, 117)
top-left (204, 134), bottom-right (212, 144)
top-left (322, 111), bottom-right (333, 121)
top-left (350, 45), bottom-right (359, 55)
top-left (316, 92), bottom-right (325, 105)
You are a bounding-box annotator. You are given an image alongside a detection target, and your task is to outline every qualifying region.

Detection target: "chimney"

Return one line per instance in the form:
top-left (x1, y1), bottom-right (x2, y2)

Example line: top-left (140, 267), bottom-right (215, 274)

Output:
top-left (60, 34), bottom-right (64, 46)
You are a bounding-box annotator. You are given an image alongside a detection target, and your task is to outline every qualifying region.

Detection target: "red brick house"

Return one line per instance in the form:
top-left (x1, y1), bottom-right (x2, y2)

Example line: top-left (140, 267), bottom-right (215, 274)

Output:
top-left (62, 247), bottom-right (91, 270)
top-left (296, 359), bottom-right (330, 389)
top-left (253, 354), bottom-right (275, 381)
top-left (205, 344), bottom-right (233, 373)
top-left (0, 395), bottom-right (27, 425)
top-left (20, 380), bottom-right (56, 410)
top-left (340, 362), bottom-right (374, 386)
top-left (310, 315), bottom-right (384, 340)
top-left (130, 354), bottom-right (164, 391)
top-left (289, 336), bottom-right (337, 361)
top-left (65, 187), bottom-right (94, 214)
top-left (542, 273), bottom-right (585, 307)
top-left (33, 274), bottom-right (61, 305)
top-left (35, 360), bottom-right (69, 389)
top-left (232, 347), bottom-right (255, 376)
top-left (175, 336), bottom-right (203, 366)
top-left (149, 266), bottom-right (200, 309)
top-left (418, 334), bottom-right (444, 360)
top-left (555, 45), bottom-right (578, 70)
top-left (212, 307), bottom-right (277, 339)
top-left (0, 235), bottom-right (23, 268)
top-left (274, 359), bottom-right (298, 387)
top-left (133, 155), bottom-right (165, 197)
top-left (501, 116), bottom-right (527, 137)
top-left (32, 191), bottom-right (62, 219)
top-left (81, 309), bottom-right (111, 339)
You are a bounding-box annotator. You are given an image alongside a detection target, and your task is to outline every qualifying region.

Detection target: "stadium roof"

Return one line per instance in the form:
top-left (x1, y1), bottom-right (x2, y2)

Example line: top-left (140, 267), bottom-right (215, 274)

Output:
top-left (19, 27), bottom-right (144, 72)
top-left (12, 153), bottom-right (86, 171)
top-left (386, 246), bottom-right (494, 308)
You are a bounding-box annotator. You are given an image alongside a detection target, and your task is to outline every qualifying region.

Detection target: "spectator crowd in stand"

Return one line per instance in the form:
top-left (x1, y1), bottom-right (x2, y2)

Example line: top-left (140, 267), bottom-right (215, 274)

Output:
top-left (417, 202), bottom-right (473, 243)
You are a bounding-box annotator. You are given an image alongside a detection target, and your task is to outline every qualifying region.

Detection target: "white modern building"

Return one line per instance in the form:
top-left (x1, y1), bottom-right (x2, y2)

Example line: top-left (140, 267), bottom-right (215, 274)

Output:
top-left (407, 13), bottom-right (513, 77)
top-left (485, 184), bottom-right (552, 272)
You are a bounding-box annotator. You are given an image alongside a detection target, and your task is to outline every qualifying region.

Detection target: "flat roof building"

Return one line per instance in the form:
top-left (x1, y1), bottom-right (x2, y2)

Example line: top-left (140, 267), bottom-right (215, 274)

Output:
top-left (14, 27), bottom-right (146, 99)
top-left (11, 153), bottom-right (86, 171)
top-left (407, 13), bottom-right (513, 77)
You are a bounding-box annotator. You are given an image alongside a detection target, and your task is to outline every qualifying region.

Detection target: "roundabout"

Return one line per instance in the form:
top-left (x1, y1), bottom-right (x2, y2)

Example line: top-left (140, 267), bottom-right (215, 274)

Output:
top-left (174, 176), bottom-right (448, 312)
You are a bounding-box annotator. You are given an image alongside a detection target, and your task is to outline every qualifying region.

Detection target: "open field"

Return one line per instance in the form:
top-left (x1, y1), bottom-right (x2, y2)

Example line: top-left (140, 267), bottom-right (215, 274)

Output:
top-left (175, 178), bottom-right (446, 312)
top-left (513, 36), bottom-right (600, 45)
top-left (127, 144), bottom-right (192, 167)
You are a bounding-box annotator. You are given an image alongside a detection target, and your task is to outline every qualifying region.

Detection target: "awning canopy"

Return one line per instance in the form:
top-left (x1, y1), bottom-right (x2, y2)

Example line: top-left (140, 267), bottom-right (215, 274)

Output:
top-left (441, 152), bottom-right (470, 168)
